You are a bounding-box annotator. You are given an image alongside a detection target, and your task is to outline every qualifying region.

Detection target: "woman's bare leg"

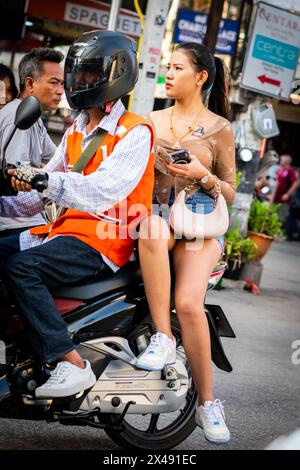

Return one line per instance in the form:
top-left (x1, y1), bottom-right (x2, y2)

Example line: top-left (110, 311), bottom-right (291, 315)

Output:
top-left (173, 238), bottom-right (222, 405)
top-left (138, 215), bottom-right (176, 339)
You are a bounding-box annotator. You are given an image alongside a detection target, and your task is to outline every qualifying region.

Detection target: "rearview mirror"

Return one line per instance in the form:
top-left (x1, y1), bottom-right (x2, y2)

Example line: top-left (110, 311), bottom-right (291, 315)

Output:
top-left (14, 96), bottom-right (41, 130)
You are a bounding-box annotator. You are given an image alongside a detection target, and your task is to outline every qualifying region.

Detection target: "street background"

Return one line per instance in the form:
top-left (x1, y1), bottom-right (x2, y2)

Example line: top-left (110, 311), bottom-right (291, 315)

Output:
top-left (0, 238), bottom-right (299, 450)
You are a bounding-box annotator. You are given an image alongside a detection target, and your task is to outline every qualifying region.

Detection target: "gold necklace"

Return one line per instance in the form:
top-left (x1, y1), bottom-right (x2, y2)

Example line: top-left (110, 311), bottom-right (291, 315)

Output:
top-left (170, 105), bottom-right (205, 149)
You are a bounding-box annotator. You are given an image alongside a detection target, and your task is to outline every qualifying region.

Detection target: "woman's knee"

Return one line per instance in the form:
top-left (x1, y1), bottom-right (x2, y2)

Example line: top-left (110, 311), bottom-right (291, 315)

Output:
top-left (139, 215), bottom-right (170, 243)
top-left (175, 296), bottom-right (205, 324)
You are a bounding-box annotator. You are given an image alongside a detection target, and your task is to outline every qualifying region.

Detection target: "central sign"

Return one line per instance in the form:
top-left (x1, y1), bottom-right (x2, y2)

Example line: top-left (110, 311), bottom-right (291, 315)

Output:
top-left (241, 2), bottom-right (300, 100)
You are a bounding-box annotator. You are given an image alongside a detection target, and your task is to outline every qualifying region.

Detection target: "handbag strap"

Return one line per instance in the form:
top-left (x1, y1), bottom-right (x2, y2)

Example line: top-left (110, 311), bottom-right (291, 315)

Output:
top-left (71, 128), bottom-right (108, 174)
top-left (183, 181), bottom-right (199, 198)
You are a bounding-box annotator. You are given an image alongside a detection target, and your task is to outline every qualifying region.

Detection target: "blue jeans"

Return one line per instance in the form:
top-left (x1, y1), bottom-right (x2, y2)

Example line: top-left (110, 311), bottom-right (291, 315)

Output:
top-left (0, 235), bottom-right (111, 363)
top-left (153, 189), bottom-right (225, 253)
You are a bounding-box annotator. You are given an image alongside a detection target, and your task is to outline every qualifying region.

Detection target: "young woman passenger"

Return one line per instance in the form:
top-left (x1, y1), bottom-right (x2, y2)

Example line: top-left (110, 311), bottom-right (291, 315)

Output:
top-left (136, 43), bottom-right (236, 444)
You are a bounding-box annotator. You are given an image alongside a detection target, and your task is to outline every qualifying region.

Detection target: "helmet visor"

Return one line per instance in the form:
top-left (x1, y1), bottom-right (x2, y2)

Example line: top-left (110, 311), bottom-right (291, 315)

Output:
top-left (64, 57), bottom-right (115, 93)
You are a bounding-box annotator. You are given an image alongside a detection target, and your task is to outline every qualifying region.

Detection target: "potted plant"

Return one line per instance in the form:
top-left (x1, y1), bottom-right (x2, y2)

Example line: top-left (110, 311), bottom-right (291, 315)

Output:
top-left (247, 198), bottom-right (285, 261)
top-left (223, 227), bottom-right (259, 280)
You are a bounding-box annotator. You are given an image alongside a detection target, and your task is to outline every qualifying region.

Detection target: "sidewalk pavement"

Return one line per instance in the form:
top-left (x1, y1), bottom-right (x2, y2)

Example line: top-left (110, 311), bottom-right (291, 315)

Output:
top-left (194, 238), bottom-right (300, 450)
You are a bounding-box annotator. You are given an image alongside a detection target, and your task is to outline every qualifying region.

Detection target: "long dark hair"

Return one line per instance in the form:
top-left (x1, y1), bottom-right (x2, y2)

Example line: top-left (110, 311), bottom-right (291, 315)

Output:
top-left (0, 63), bottom-right (18, 100)
top-left (175, 42), bottom-right (230, 120)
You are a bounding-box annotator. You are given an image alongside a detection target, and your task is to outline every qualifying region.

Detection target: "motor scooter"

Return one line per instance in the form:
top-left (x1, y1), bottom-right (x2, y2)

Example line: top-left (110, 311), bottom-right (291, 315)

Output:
top-left (0, 97), bottom-right (235, 450)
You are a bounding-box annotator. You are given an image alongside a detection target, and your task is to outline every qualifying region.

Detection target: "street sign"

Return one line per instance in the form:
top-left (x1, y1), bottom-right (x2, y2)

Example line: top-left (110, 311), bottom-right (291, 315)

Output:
top-left (241, 2), bottom-right (300, 100)
top-left (254, 0), bottom-right (300, 9)
top-left (64, 1), bottom-right (142, 37)
top-left (27, 0), bottom-right (143, 38)
top-left (173, 8), bottom-right (239, 55)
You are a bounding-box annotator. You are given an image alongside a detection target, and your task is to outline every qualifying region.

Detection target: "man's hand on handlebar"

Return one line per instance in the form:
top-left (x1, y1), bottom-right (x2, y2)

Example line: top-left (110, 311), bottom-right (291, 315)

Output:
top-left (7, 166), bottom-right (49, 193)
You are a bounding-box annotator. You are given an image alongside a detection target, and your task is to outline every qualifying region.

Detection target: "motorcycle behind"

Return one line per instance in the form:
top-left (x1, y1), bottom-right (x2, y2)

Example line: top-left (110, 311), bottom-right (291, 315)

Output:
top-left (0, 98), bottom-right (235, 450)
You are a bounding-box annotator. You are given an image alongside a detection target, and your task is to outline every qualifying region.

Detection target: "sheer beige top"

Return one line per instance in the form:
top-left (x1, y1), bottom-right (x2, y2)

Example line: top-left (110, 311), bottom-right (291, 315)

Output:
top-left (147, 107), bottom-right (236, 205)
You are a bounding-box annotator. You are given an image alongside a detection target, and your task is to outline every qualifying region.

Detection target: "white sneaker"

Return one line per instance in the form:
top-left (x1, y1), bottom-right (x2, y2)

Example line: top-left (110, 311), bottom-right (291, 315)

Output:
top-left (135, 332), bottom-right (176, 371)
top-left (35, 360), bottom-right (96, 398)
top-left (195, 399), bottom-right (230, 444)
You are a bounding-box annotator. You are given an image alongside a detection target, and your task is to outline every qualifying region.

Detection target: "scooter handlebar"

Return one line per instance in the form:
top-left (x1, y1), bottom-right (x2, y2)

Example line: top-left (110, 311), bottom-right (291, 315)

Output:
top-left (31, 174), bottom-right (49, 192)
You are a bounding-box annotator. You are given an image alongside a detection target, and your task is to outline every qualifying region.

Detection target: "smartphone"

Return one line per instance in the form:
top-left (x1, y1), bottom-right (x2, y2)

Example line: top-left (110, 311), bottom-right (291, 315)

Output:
top-left (169, 150), bottom-right (191, 164)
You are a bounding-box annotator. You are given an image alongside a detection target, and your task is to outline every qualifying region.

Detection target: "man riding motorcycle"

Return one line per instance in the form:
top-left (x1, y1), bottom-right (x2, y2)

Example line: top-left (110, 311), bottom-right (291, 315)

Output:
top-left (0, 30), bottom-right (154, 399)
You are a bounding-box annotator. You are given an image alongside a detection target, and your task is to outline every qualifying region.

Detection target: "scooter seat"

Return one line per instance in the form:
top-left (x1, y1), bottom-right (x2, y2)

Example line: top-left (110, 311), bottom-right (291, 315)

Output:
top-left (51, 256), bottom-right (226, 302)
top-left (51, 261), bottom-right (141, 300)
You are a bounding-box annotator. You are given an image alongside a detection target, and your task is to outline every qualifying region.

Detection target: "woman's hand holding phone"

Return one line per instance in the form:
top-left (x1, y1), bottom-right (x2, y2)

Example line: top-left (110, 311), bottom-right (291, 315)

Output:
top-left (165, 153), bottom-right (209, 180)
top-left (155, 146), bottom-right (209, 180)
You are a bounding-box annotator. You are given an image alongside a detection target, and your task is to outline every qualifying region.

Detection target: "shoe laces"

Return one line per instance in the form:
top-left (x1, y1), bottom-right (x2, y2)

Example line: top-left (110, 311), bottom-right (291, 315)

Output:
top-left (147, 333), bottom-right (164, 352)
top-left (203, 399), bottom-right (226, 425)
top-left (46, 362), bottom-right (74, 385)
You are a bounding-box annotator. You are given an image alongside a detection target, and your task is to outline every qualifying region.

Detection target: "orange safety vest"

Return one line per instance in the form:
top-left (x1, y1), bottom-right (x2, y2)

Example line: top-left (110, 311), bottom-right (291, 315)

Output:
top-left (30, 112), bottom-right (155, 267)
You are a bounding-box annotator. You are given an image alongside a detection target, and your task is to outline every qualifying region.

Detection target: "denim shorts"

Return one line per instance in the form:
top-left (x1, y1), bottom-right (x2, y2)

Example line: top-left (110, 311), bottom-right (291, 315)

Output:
top-left (152, 188), bottom-right (225, 254)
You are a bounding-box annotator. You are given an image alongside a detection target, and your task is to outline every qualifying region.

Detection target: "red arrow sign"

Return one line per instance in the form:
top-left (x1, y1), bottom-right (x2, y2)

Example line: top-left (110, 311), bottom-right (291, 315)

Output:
top-left (257, 75), bottom-right (281, 87)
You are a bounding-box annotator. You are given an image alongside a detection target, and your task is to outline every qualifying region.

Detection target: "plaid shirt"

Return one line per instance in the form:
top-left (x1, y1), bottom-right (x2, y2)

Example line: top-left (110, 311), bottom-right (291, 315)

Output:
top-left (0, 100), bottom-right (152, 271)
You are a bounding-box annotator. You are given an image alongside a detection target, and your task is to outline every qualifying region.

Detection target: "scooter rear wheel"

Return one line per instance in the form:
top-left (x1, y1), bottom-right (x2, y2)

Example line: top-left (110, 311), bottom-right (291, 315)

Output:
top-left (104, 314), bottom-right (197, 450)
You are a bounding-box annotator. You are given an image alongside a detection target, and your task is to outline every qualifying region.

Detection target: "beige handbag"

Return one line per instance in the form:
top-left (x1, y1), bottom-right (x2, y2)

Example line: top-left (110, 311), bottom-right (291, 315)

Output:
top-left (169, 179), bottom-right (229, 239)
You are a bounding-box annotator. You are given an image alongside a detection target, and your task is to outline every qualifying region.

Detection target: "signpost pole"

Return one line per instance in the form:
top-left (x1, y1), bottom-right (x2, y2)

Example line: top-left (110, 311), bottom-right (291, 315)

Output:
top-left (203, 0), bottom-right (225, 52)
top-left (230, 0), bottom-right (253, 76)
top-left (129, 0), bottom-right (171, 116)
top-left (107, 0), bottom-right (122, 31)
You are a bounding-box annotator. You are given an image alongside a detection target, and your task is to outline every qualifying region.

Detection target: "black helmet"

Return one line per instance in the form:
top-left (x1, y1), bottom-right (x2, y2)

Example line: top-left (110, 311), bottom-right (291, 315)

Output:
top-left (64, 30), bottom-right (138, 110)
